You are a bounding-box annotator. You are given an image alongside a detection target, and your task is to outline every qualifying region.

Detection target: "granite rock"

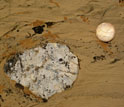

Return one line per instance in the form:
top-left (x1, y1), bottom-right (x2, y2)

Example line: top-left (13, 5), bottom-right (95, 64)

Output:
top-left (4, 43), bottom-right (79, 100)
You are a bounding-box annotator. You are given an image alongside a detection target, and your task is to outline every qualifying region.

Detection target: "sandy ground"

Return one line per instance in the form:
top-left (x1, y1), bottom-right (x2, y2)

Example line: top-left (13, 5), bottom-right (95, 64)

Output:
top-left (0, 0), bottom-right (124, 107)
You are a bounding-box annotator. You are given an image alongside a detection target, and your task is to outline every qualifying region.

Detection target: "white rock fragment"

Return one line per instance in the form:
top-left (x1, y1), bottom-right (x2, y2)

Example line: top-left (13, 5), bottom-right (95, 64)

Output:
top-left (96, 22), bottom-right (115, 42)
top-left (4, 43), bottom-right (79, 100)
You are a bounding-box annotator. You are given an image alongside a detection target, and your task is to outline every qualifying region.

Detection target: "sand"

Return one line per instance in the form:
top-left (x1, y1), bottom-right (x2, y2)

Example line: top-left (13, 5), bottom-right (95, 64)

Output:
top-left (0, 0), bottom-right (124, 107)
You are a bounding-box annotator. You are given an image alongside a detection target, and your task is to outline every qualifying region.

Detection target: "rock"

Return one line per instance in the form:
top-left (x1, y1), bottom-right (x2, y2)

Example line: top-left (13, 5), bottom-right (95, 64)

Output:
top-left (4, 43), bottom-right (79, 100)
top-left (32, 25), bottom-right (45, 34)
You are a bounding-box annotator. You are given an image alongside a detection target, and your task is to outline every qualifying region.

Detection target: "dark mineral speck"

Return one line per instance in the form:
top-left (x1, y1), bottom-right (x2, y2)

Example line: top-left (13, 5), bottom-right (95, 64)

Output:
top-left (59, 58), bottom-right (63, 61)
top-left (65, 85), bottom-right (71, 89)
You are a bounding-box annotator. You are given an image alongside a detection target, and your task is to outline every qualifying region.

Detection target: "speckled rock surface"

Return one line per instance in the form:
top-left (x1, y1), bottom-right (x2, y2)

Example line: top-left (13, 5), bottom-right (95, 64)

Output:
top-left (4, 43), bottom-right (79, 100)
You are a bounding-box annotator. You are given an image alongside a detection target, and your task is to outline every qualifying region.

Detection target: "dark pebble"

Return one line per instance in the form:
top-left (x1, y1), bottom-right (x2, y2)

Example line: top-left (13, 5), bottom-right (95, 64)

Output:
top-left (42, 98), bottom-right (48, 102)
top-left (32, 25), bottom-right (45, 34)
top-left (15, 83), bottom-right (24, 90)
top-left (45, 22), bottom-right (55, 27)
top-left (110, 58), bottom-right (120, 64)
top-left (0, 95), bottom-right (4, 102)
top-left (17, 30), bottom-right (19, 32)
top-left (92, 55), bottom-right (105, 63)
